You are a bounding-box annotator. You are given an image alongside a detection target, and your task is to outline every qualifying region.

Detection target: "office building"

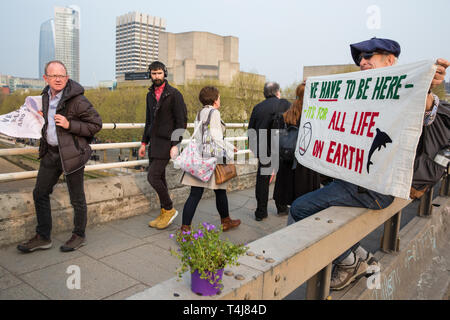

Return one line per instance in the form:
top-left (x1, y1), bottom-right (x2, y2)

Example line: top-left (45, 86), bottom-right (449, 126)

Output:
top-left (116, 12), bottom-right (166, 78)
top-left (0, 74), bottom-right (46, 93)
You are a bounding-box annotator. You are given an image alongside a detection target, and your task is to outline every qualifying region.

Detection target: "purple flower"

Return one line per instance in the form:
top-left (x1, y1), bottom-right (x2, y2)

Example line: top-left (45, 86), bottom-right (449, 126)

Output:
top-left (169, 234), bottom-right (174, 239)
top-left (193, 233), bottom-right (199, 240)
top-left (182, 238), bottom-right (186, 242)
top-left (198, 230), bottom-right (204, 238)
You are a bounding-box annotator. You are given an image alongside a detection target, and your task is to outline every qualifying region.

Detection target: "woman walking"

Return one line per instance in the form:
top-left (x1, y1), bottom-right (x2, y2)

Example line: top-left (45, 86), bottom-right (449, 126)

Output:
top-left (180, 86), bottom-right (241, 232)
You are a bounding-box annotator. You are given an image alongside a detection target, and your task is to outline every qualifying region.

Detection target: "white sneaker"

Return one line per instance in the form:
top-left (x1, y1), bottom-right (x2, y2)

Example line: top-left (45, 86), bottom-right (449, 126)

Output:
top-left (330, 255), bottom-right (369, 291)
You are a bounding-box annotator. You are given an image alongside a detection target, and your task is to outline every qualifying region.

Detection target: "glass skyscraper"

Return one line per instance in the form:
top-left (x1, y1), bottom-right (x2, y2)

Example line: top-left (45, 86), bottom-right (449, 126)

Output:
top-left (39, 19), bottom-right (55, 78)
top-left (39, 6), bottom-right (80, 82)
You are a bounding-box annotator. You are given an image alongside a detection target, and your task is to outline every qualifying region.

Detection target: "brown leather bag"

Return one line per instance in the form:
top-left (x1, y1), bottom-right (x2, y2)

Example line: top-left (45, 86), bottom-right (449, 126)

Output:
top-left (214, 164), bottom-right (237, 184)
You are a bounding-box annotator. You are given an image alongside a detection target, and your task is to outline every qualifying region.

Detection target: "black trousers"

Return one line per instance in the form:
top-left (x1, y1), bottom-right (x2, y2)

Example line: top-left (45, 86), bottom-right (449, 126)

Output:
top-left (34, 147), bottom-right (87, 239)
top-left (255, 161), bottom-right (286, 218)
top-left (147, 158), bottom-right (173, 210)
top-left (182, 187), bottom-right (229, 226)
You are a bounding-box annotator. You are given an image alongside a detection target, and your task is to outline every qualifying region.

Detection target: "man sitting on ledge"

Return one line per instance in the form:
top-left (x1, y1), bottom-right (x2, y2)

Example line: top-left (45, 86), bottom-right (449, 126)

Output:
top-left (287, 37), bottom-right (449, 291)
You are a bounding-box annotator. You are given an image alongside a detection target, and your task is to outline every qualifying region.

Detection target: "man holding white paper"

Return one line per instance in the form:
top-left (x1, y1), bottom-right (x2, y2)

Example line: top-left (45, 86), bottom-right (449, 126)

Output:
top-left (17, 60), bottom-right (102, 254)
top-left (288, 37), bottom-right (449, 290)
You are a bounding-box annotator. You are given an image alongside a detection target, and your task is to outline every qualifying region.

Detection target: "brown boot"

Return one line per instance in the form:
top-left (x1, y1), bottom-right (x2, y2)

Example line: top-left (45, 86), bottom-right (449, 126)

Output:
top-left (180, 225), bottom-right (191, 233)
top-left (221, 217), bottom-right (241, 232)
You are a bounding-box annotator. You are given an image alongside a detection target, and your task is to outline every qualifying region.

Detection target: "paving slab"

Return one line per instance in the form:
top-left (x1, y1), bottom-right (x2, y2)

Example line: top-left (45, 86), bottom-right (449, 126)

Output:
top-left (19, 255), bottom-right (139, 300)
top-left (230, 205), bottom-right (287, 233)
top-left (227, 193), bottom-right (254, 211)
top-left (54, 225), bottom-right (146, 260)
top-left (0, 283), bottom-right (48, 300)
top-left (0, 273), bottom-right (22, 290)
top-left (103, 284), bottom-right (150, 300)
top-left (0, 266), bottom-right (8, 277)
top-left (0, 239), bottom-right (84, 275)
top-left (143, 229), bottom-right (181, 251)
top-left (219, 222), bottom-right (268, 246)
top-left (100, 244), bottom-right (179, 286)
top-left (107, 213), bottom-right (161, 239)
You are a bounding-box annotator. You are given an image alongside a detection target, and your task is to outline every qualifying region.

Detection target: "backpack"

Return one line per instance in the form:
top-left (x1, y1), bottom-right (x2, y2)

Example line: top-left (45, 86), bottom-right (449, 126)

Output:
top-left (271, 111), bottom-right (299, 162)
top-left (271, 112), bottom-right (286, 130)
top-left (279, 125), bottom-right (299, 162)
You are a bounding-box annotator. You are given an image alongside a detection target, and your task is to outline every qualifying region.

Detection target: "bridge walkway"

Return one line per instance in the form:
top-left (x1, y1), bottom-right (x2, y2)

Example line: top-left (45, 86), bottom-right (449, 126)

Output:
top-left (0, 184), bottom-right (440, 300)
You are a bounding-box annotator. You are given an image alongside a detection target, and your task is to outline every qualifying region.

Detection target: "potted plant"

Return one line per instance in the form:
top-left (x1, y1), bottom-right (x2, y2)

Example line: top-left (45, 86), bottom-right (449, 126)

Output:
top-left (170, 222), bottom-right (248, 296)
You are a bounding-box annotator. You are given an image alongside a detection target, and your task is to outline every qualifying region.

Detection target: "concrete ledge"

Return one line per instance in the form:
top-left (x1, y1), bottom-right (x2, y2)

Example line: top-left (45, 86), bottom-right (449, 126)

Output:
top-left (334, 196), bottom-right (450, 300)
top-left (0, 164), bottom-right (258, 247)
top-left (127, 198), bottom-right (413, 300)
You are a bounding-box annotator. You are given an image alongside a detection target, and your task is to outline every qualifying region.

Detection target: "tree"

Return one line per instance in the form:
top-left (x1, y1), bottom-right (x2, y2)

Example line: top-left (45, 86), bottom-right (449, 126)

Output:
top-left (0, 90), bottom-right (41, 115)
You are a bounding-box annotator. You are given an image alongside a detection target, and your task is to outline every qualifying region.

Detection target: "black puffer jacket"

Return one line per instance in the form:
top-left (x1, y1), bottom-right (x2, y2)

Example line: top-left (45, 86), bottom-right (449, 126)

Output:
top-left (141, 80), bottom-right (187, 159)
top-left (39, 79), bottom-right (102, 175)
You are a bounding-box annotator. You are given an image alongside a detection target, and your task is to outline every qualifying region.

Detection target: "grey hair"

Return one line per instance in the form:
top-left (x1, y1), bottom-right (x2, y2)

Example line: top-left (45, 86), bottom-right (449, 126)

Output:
top-left (44, 60), bottom-right (68, 75)
top-left (263, 82), bottom-right (280, 99)
top-left (392, 57), bottom-right (398, 65)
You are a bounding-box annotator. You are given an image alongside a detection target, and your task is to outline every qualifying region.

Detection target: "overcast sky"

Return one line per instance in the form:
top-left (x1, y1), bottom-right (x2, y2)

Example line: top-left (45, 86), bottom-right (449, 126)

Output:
top-left (1, 0), bottom-right (449, 88)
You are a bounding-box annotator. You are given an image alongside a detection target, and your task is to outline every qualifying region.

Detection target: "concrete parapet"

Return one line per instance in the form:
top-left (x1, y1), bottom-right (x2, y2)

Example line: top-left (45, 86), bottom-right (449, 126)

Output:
top-left (127, 196), bottom-right (450, 300)
top-left (0, 164), bottom-right (258, 248)
top-left (335, 196), bottom-right (450, 300)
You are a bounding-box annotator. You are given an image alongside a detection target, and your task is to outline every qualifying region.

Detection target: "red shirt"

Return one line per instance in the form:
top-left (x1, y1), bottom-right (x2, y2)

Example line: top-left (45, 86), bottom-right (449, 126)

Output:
top-left (154, 82), bottom-right (166, 102)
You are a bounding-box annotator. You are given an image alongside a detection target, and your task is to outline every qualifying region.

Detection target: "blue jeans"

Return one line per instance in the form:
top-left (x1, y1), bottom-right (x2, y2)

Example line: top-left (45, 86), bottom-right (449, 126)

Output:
top-left (287, 180), bottom-right (394, 263)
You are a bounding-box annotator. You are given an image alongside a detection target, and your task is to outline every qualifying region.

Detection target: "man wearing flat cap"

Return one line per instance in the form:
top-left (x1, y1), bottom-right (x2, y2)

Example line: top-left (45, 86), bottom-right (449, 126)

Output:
top-left (288, 37), bottom-right (449, 291)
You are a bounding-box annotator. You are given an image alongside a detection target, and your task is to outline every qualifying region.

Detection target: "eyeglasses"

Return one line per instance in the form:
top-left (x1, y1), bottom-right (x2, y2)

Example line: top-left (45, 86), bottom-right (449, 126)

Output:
top-left (45, 74), bottom-right (68, 80)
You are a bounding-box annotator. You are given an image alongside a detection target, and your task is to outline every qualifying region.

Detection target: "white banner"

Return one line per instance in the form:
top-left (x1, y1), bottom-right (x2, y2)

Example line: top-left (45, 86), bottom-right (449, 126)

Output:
top-left (295, 60), bottom-right (437, 199)
top-left (0, 96), bottom-right (44, 139)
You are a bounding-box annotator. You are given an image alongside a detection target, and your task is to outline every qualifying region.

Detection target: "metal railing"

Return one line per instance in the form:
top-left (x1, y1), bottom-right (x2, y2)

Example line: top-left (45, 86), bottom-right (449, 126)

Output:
top-left (0, 123), bottom-right (251, 182)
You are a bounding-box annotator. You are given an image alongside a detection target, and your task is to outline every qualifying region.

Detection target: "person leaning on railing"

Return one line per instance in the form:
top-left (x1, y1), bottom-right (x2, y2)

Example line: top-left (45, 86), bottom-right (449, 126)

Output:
top-left (287, 37), bottom-right (450, 291)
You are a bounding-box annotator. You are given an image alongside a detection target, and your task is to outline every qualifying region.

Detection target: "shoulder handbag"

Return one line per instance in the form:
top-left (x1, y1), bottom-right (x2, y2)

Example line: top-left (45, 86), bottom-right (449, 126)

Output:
top-left (214, 162), bottom-right (237, 185)
top-left (199, 108), bottom-right (225, 159)
top-left (173, 114), bottom-right (217, 182)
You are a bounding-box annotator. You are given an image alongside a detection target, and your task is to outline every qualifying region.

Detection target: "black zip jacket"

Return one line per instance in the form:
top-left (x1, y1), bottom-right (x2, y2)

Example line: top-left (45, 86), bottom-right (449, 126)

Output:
top-left (39, 79), bottom-right (102, 175)
top-left (141, 80), bottom-right (187, 159)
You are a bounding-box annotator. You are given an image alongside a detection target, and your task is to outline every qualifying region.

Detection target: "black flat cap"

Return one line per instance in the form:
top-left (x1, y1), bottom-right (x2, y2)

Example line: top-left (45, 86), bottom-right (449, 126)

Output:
top-left (350, 37), bottom-right (401, 66)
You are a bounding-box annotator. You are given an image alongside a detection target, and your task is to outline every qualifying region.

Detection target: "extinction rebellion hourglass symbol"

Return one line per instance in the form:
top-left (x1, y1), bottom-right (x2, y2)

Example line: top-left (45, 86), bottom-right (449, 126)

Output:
top-left (298, 122), bottom-right (312, 156)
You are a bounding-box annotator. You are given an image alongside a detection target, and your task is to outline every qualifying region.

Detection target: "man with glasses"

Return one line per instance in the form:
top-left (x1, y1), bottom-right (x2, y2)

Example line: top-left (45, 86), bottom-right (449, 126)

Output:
top-left (17, 60), bottom-right (102, 253)
top-left (288, 37), bottom-right (449, 290)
